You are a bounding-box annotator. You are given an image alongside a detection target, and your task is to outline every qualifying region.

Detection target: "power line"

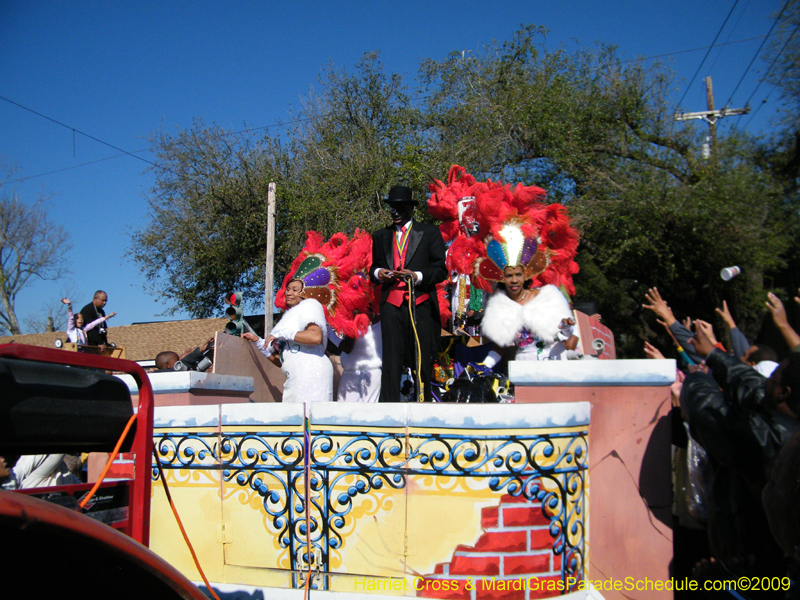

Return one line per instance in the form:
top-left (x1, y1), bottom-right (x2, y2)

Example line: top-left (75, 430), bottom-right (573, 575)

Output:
top-left (0, 94), bottom-right (159, 170)
top-left (706, 0), bottom-right (752, 75)
top-left (740, 20), bottom-right (800, 131)
top-left (725, 0), bottom-right (789, 107)
top-left (8, 152), bottom-right (137, 183)
top-left (743, 21), bottom-right (800, 106)
top-left (676, 0), bottom-right (741, 109)
top-left (1, 29), bottom-right (784, 183)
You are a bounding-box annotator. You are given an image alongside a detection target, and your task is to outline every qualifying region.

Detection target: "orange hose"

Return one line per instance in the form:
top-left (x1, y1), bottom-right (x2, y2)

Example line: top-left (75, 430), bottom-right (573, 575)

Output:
top-left (155, 452), bottom-right (223, 600)
top-left (78, 413), bottom-right (138, 510)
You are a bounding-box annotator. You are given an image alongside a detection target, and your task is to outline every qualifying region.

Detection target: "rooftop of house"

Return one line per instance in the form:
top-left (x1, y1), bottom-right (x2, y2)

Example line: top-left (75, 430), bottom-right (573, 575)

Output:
top-left (0, 318), bottom-right (230, 362)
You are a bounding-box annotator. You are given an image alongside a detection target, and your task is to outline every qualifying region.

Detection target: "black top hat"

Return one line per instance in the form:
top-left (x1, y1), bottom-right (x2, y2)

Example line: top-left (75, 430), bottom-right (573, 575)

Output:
top-left (384, 185), bottom-right (417, 205)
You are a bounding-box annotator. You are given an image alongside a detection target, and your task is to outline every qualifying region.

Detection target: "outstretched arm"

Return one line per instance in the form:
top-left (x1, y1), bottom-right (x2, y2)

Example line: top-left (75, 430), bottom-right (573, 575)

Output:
top-left (642, 287), bottom-right (676, 326)
top-left (644, 341), bottom-right (665, 360)
top-left (242, 332), bottom-right (281, 366)
top-left (768, 292), bottom-right (800, 351)
top-left (82, 316), bottom-right (107, 333)
top-left (642, 287), bottom-right (701, 362)
top-left (62, 299), bottom-right (75, 333)
top-left (716, 300), bottom-right (750, 358)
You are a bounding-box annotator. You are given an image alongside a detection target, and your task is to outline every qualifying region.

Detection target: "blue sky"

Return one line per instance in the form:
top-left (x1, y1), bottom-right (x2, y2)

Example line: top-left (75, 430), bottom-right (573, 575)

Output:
top-left (0, 0), bottom-right (787, 331)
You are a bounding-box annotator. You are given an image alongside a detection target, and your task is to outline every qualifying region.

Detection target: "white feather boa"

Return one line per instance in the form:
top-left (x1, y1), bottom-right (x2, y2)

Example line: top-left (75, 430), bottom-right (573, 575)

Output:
top-left (481, 285), bottom-right (572, 347)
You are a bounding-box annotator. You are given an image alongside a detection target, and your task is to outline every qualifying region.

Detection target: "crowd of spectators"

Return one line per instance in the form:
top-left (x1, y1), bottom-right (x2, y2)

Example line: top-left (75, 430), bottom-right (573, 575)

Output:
top-left (643, 286), bottom-right (800, 594)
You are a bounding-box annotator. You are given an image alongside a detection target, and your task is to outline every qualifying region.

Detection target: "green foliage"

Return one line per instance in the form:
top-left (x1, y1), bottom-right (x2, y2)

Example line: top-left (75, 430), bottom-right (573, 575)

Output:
top-left (764, 0), bottom-right (800, 130)
top-left (131, 27), bottom-right (800, 359)
top-left (418, 26), bottom-right (797, 356)
top-left (129, 122), bottom-right (282, 317)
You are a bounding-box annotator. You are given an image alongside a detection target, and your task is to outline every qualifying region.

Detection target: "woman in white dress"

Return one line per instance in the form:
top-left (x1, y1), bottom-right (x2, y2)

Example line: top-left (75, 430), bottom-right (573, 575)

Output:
top-left (481, 265), bottom-right (578, 364)
top-left (243, 279), bottom-right (333, 403)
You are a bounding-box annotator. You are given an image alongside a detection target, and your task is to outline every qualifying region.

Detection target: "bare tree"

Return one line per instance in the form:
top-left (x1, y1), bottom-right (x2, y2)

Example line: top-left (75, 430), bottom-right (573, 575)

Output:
top-left (23, 285), bottom-right (77, 333)
top-left (0, 168), bottom-right (71, 335)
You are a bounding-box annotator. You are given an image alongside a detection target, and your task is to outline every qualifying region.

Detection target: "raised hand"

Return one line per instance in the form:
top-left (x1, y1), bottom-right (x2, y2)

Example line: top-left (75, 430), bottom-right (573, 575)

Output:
top-left (642, 287), bottom-right (676, 326)
top-left (767, 293), bottom-right (789, 329)
top-left (715, 300), bottom-right (736, 330)
top-left (644, 341), bottom-right (665, 360)
top-left (688, 319), bottom-right (718, 357)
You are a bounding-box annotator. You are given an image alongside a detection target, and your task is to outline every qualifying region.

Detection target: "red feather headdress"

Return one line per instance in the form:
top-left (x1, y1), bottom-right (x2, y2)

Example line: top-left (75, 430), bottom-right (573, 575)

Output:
top-left (276, 230), bottom-right (373, 338)
top-left (427, 165), bottom-right (481, 243)
top-left (427, 166), bottom-right (579, 296)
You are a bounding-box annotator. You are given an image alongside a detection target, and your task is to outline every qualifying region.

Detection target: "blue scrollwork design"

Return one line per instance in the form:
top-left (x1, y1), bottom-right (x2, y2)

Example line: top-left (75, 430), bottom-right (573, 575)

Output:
top-left (153, 426), bottom-right (587, 589)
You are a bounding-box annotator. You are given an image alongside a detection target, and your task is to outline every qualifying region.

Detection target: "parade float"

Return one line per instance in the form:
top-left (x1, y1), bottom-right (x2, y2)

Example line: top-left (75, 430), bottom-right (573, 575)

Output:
top-left (0, 167), bottom-right (675, 600)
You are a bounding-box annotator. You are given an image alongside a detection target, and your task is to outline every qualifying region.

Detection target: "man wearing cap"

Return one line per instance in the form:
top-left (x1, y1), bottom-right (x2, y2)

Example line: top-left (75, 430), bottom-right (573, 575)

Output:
top-left (371, 185), bottom-right (447, 402)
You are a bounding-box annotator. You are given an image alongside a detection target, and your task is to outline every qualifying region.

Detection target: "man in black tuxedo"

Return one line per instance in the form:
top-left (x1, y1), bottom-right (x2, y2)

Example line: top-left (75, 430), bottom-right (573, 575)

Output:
top-left (371, 185), bottom-right (447, 402)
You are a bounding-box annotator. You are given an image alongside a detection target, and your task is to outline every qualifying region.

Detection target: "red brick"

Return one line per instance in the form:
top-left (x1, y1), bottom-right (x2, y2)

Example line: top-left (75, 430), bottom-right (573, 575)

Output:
top-left (476, 578), bottom-right (528, 600)
top-left (482, 506), bottom-right (499, 528)
top-left (529, 528), bottom-right (555, 550)
top-left (474, 530), bottom-right (527, 552)
top-left (502, 505), bottom-right (549, 527)
top-left (528, 576), bottom-right (565, 599)
top-left (503, 554), bottom-right (550, 576)
top-left (106, 462), bottom-right (134, 479)
top-left (450, 554), bottom-right (500, 576)
top-left (415, 578), bottom-right (471, 600)
top-left (499, 493), bottom-right (530, 504)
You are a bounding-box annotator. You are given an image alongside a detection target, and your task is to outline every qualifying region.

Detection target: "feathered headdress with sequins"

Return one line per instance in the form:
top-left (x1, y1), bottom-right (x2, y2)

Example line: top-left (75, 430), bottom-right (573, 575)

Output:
top-left (276, 230), bottom-right (373, 338)
top-left (427, 166), bottom-right (579, 295)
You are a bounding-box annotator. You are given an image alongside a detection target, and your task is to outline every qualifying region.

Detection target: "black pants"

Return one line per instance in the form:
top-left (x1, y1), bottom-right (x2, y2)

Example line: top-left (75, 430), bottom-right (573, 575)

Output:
top-left (379, 299), bottom-right (438, 402)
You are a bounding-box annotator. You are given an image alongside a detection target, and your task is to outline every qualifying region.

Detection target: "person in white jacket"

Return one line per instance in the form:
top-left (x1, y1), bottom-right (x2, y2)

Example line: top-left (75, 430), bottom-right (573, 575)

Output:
top-left (481, 265), bottom-right (578, 366)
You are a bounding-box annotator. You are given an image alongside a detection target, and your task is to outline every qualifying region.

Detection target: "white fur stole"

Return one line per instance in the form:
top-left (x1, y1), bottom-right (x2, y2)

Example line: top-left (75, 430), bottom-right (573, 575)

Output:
top-left (481, 285), bottom-right (572, 347)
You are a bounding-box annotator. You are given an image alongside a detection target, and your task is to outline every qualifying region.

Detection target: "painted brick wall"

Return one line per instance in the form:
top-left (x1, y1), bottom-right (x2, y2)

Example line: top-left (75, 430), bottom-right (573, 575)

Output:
top-left (575, 311), bottom-right (616, 360)
top-left (416, 493), bottom-right (574, 600)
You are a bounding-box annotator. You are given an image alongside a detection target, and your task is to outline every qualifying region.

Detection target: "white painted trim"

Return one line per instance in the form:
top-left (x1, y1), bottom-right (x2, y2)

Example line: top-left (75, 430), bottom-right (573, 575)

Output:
top-left (509, 359), bottom-right (676, 386)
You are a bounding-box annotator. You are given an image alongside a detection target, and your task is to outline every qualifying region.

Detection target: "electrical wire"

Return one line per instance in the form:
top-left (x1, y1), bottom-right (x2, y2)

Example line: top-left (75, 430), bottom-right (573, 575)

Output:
top-left (9, 152), bottom-right (142, 183)
top-left (676, 0), bottom-right (741, 109)
top-left (303, 410), bottom-right (314, 600)
top-left (0, 94), bottom-right (159, 170)
top-left (404, 273), bottom-right (425, 402)
top-left (743, 21), bottom-right (800, 108)
top-left (725, 0), bottom-right (790, 106)
top-left (1, 24), bottom-right (784, 184)
top-left (706, 0), bottom-right (752, 75)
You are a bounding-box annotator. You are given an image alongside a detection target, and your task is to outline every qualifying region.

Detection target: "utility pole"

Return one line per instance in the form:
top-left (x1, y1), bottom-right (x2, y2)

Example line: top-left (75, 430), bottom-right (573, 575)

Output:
top-left (705, 76), bottom-right (717, 144)
top-left (264, 182), bottom-right (276, 333)
top-left (674, 77), bottom-right (749, 158)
